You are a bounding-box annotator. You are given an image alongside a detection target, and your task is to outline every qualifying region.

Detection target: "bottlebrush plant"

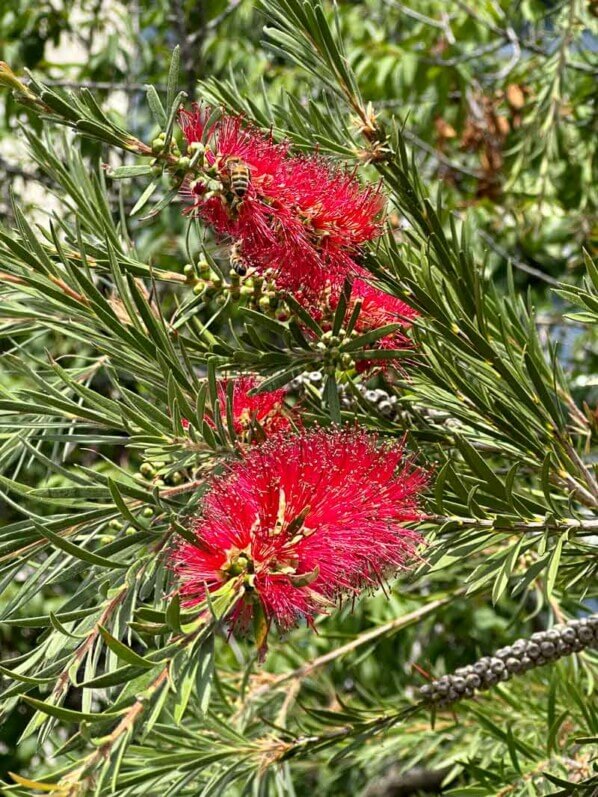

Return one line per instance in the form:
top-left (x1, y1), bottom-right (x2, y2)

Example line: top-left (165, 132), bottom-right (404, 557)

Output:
top-left (0, 2), bottom-right (596, 796)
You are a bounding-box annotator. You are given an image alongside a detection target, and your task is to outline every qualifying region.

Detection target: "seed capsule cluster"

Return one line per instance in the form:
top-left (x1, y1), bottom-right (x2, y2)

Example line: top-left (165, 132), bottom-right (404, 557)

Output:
top-left (289, 373), bottom-right (399, 417)
top-left (419, 614), bottom-right (598, 707)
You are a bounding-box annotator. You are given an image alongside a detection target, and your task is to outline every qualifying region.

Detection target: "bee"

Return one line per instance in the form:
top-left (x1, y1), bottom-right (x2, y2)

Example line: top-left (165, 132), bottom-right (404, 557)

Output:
top-left (224, 156), bottom-right (251, 199)
top-left (230, 241), bottom-right (247, 276)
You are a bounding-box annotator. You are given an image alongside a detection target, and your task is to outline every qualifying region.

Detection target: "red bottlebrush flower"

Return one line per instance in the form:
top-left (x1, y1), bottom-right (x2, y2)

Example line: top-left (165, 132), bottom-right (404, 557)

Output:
top-left (179, 106), bottom-right (384, 295)
top-left (351, 277), bottom-right (417, 351)
top-left (349, 280), bottom-right (417, 374)
top-left (308, 277), bottom-right (418, 373)
top-left (182, 375), bottom-right (294, 442)
top-left (171, 428), bottom-right (426, 649)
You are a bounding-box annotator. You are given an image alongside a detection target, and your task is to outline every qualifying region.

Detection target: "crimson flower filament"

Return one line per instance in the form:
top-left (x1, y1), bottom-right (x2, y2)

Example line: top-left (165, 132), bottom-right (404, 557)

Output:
top-left (179, 106), bottom-right (384, 296)
top-left (182, 375), bottom-right (295, 443)
top-left (172, 428), bottom-right (426, 649)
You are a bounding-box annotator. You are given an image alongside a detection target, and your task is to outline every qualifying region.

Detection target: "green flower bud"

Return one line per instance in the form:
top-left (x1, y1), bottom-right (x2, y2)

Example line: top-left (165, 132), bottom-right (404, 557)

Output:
top-left (151, 133), bottom-right (166, 153)
top-left (197, 258), bottom-right (210, 278)
top-left (176, 156), bottom-right (191, 173)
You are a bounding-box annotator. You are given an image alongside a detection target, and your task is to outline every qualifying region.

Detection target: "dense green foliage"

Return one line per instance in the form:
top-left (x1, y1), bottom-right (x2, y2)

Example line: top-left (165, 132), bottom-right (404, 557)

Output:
top-left (0, 1), bottom-right (596, 795)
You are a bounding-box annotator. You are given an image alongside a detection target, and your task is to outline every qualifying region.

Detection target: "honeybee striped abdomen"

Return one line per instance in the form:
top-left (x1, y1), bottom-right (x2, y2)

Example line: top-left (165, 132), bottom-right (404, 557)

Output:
top-left (230, 241), bottom-right (248, 276)
top-left (225, 156), bottom-right (251, 199)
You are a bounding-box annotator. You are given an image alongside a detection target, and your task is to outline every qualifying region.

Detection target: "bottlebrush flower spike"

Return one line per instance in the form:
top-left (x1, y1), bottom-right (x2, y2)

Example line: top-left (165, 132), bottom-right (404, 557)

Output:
top-left (309, 278), bottom-right (417, 373)
top-left (350, 278), bottom-right (418, 364)
top-left (179, 105), bottom-right (384, 295)
top-left (182, 375), bottom-right (295, 442)
top-left (171, 428), bottom-right (426, 652)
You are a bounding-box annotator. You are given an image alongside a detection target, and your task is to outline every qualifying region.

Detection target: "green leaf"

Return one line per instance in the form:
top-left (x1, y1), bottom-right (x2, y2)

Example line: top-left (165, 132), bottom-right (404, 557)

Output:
top-left (173, 655), bottom-right (199, 725)
top-left (167, 46), bottom-right (181, 111)
top-left (23, 696), bottom-right (125, 723)
top-left (97, 625), bottom-right (155, 669)
top-left (324, 373), bottom-right (341, 423)
top-left (108, 165), bottom-right (154, 179)
top-left (194, 635), bottom-right (214, 715)
top-left (146, 84), bottom-right (167, 127)
top-left (165, 593), bottom-right (182, 632)
top-left (545, 535), bottom-right (565, 598)
top-left (33, 522), bottom-right (128, 569)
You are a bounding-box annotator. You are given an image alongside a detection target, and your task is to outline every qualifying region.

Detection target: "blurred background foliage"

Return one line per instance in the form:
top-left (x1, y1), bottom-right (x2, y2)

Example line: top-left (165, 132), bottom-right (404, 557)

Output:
top-left (0, 0), bottom-right (596, 793)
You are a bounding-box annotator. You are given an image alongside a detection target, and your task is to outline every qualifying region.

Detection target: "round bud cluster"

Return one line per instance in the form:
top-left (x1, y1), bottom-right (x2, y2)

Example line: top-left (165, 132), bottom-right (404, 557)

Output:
top-left (419, 614), bottom-right (598, 707)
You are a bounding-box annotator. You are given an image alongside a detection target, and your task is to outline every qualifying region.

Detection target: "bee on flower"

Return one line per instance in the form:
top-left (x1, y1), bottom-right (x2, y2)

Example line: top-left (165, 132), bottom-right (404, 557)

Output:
top-left (178, 105), bottom-right (385, 297)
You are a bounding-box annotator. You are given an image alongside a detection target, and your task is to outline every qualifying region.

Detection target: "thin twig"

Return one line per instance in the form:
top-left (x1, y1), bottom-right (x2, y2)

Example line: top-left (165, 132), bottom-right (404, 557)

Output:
top-left (245, 596), bottom-right (452, 702)
top-left (453, 0), bottom-right (595, 75)
top-left (402, 129), bottom-right (481, 178)
top-left (26, 78), bottom-right (166, 93)
top-left (58, 666), bottom-right (170, 792)
top-left (427, 514), bottom-right (598, 534)
top-left (187, 0), bottom-right (244, 45)
top-left (476, 228), bottom-right (560, 286)
top-left (382, 0), bottom-right (456, 30)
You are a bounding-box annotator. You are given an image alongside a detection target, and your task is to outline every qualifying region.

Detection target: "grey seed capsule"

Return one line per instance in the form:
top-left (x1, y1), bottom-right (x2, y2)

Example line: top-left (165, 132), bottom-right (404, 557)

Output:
top-left (561, 627), bottom-right (576, 643)
top-left (527, 642), bottom-right (541, 659)
top-left (421, 615), bottom-right (598, 710)
top-left (540, 641), bottom-right (556, 657)
top-left (578, 626), bottom-right (594, 643)
top-left (378, 400), bottom-right (394, 417)
top-left (483, 672), bottom-right (499, 687)
top-left (308, 371), bottom-right (323, 383)
top-left (364, 390), bottom-right (379, 402)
